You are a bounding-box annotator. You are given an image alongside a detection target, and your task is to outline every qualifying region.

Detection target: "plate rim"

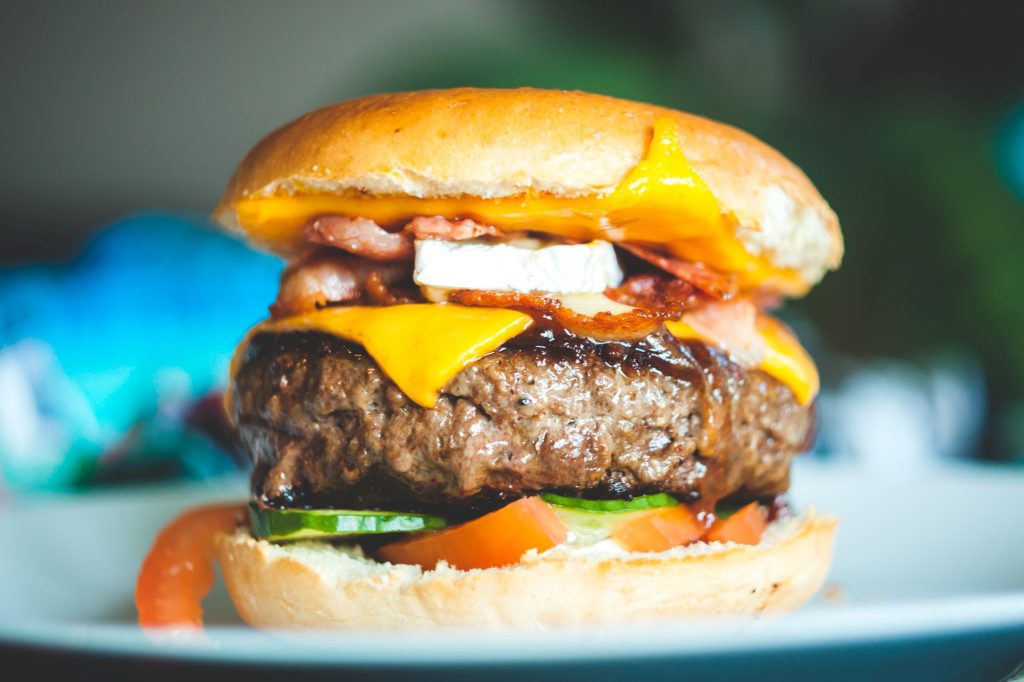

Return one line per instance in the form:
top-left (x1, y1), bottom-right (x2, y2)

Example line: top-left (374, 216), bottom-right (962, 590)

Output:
top-left (1, 592), bottom-right (1023, 666)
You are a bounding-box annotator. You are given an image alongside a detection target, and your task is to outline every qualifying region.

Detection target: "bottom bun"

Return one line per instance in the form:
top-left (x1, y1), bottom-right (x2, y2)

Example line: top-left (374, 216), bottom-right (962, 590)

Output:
top-left (217, 512), bottom-right (836, 629)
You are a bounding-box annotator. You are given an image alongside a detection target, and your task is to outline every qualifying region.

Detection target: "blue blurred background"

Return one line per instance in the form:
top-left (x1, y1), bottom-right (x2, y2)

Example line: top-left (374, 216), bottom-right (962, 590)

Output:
top-left (0, 0), bottom-right (1022, 492)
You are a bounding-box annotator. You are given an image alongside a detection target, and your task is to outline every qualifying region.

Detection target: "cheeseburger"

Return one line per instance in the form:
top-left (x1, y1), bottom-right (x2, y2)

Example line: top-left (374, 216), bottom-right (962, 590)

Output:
top-left (136, 88), bottom-right (841, 629)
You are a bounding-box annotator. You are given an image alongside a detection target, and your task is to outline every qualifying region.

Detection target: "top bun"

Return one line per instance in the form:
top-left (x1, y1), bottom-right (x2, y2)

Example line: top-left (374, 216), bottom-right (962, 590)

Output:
top-left (216, 88), bottom-right (842, 286)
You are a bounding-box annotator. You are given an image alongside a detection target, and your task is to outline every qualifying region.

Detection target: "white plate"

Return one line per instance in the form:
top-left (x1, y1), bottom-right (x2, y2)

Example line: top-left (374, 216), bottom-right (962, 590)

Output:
top-left (1, 461), bottom-right (1023, 681)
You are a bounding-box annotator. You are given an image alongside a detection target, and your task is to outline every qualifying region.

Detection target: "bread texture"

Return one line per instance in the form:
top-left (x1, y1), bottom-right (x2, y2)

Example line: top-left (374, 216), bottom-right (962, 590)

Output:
top-left (216, 512), bottom-right (836, 630)
top-left (215, 88), bottom-right (842, 286)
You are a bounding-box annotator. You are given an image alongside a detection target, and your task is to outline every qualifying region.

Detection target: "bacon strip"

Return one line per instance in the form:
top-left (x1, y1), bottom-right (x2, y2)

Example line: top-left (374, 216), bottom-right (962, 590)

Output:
top-left (305, 215), bottom-right (505, 261)
top-left (303, 215), bottom-right (734, 303)
top-left (306, 216), bottom-right (414, 261)
top-left (449, 290), bottom-right (674, 341)
top-left (271, 252), bottom-right (359, 317)
top-left (365, 271), bottom-right (419, 306)
top-left (605, 273), bottom-right (699, 314)
top-left (270, 251), bottom-right (413, 318)
top-left (619, 244), bottom-right (737, 300)
top-left (680, 300), bottom-right (766, 366)
top-left (406, 216), bottom-right (499, 241)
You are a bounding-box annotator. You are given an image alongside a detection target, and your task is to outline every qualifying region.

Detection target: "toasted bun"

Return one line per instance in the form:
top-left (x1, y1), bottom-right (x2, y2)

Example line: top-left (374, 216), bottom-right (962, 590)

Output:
top-left (216, 512), bottom-right (836, 629)
top-left (215, 88), bottom-right (842, 287)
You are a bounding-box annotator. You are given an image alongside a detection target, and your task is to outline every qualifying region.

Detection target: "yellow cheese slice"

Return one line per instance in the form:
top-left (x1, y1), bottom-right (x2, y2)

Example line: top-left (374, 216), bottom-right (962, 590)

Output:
top-left (235, 301), bottom-right (815, 409)
top-left (755, 314), bottom-right (820, 406)
top-left (252, 304), bottom-right (532, 407)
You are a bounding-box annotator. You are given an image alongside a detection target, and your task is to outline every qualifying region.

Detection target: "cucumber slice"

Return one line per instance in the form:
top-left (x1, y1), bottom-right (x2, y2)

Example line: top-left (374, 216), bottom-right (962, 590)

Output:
top-left (543, 493), bottom-right (679, 546)
top-left (540, 492), bottom-right (678, 513)
top-left (250, 504), bottom-right (448, 542)
top-left (713, 503), bottom-right (742, 520)
top-left (552, 506), bottom-right (659, 546)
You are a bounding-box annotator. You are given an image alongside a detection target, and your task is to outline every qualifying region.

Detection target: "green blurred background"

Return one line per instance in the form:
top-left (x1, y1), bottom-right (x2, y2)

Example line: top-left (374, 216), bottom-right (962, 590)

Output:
top-left (1, 0), bottom-right (1022, 462)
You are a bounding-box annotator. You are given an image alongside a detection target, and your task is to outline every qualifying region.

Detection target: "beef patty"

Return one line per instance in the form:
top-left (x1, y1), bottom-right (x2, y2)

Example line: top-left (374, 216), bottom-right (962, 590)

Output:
top-left (233, 327), bottom-right (812, 514)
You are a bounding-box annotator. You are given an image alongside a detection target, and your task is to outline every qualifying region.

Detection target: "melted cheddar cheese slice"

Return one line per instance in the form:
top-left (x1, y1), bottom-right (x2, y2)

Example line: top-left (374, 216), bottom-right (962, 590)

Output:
top-left (238, 302), bottom-right (816, 409)
top-left (755, 315), bottom-right (820, 406)
top-left (250, 304), bottom-right (532, 407)
top-left (231, 119), bottom-right (807, 295)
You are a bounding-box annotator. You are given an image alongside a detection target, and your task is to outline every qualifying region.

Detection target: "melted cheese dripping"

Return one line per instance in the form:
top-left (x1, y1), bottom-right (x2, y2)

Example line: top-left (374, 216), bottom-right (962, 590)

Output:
top-left (230, 119), bottom-right (807, 294)
top-left (236, 304), bottom-right (532, 408)
top-left (231, 303), bottom-right (818, 409)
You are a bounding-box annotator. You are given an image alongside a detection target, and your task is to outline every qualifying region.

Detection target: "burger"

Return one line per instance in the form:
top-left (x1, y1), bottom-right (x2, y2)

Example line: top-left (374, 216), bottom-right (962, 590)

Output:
top-left (135, 88), bottom-right (841, 630)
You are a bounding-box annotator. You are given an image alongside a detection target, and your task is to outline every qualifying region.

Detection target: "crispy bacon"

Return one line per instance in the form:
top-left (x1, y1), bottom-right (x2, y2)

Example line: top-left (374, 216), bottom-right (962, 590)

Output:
top-left (271, 252), bottom-right (359, 318)
top-left (365, 271), bottom-right (419, 306)
top-left (270, 251), bottom-right (412, 318)
top-left (406, 216), bottom-right (500, 241)
top-left (290, 214), bottom-right (747, 344)
top-left (605, 273), bottom-right (700, 316)
top-left (619, 244), bottom-right (737, 300)
top-left (305, 215), bottom-right (503, 261)
top-left (306, 216), bottom-right (414, 261)
top-left (448, 290), bottom-right (674, 341)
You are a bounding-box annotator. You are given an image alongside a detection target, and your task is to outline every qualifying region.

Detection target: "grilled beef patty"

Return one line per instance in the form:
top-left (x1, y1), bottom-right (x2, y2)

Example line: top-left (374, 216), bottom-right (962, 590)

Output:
top-left (233, 326), bottom-right (812, 514)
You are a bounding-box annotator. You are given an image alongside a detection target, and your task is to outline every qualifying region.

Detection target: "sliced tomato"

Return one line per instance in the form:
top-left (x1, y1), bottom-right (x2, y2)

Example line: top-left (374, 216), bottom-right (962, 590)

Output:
top-left (705, 502), bottom-right (769, 545)
top-left (135, 502), bottom-right (244, 629)
top-left (611, 504), bottom-right (704, 553)
top-left (376, 497), bottom-right (568, 570)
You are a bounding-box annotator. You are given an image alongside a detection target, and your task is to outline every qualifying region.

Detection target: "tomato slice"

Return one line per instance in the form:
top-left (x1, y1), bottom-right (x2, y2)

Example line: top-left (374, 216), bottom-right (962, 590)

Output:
top-left (135, 502), bottom-right (244, 629)
top-left (376, 497), bottom-right (568, 570)
top-left (611, 504), bottom-right (704, 553)
top-left (705, 502), bottom-right (769, 545)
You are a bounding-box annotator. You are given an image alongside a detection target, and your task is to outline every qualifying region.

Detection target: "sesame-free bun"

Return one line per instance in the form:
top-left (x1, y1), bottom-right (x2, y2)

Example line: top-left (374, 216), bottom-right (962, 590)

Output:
top-left (216, 512), bottom-right (836, 630)
top-left (215, 88), bottom-right (842, 287)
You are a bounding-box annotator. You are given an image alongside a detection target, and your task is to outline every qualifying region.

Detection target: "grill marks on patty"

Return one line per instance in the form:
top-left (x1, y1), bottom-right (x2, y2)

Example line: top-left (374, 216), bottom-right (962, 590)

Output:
top-left (233, 328), bottom-right (812, 514)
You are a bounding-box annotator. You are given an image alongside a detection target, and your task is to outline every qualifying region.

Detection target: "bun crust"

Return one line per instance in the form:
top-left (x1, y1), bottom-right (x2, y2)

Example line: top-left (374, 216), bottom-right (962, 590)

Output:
top-left (215, 88), bottom-right (842, 286)
top-left (216, 513), bottom-right (836, 629)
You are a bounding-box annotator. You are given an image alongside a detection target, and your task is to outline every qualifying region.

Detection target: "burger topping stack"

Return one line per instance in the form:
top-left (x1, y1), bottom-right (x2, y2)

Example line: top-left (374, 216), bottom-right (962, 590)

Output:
top-left (136, 89), bottom-right (842, 629)
top-left (227, 116), bottom-right (821, 558)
